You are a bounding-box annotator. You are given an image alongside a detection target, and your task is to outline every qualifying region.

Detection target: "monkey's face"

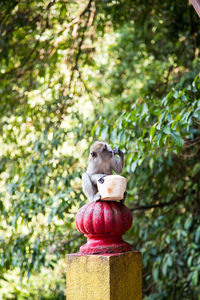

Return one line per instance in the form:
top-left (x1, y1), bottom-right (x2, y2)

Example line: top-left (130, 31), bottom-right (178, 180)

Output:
top-left (89, 142), bottom-right (113, 161)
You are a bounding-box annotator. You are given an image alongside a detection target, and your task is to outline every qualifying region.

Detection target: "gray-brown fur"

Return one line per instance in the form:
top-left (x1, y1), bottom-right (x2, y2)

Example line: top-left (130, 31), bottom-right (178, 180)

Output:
top-left (82, 141), bottom-right (124, 202)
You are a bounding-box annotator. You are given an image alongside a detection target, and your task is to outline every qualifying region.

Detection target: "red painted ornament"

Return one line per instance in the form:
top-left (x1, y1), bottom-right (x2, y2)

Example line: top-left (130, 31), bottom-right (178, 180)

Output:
top-left (75, 201), bottom-right (133, 254)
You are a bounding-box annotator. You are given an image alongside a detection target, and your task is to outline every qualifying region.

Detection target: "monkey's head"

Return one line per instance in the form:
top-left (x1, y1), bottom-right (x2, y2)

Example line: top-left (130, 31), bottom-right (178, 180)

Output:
top-left (89, 141), bottom-right (113, 162)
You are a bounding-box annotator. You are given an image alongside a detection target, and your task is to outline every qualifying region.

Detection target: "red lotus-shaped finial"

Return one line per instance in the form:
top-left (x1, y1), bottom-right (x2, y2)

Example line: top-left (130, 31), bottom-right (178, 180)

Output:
top-left (75, 201), bottom-right (132, 254)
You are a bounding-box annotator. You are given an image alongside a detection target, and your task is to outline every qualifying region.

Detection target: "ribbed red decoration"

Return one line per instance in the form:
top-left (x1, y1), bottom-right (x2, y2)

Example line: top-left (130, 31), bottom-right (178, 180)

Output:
top-left (75, 201), bottom-right (132, 254)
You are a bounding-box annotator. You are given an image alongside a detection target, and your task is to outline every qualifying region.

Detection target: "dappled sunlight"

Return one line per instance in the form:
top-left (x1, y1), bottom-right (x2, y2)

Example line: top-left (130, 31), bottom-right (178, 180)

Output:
top-left (0, 0), bottom-right (200, 299)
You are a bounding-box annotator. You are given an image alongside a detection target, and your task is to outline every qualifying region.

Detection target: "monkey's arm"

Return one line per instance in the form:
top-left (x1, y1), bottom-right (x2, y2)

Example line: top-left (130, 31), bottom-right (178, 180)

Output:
top-left (111, 148), bottom-right (124, 174)
top-left (90, 173), bottom-right (106, 184)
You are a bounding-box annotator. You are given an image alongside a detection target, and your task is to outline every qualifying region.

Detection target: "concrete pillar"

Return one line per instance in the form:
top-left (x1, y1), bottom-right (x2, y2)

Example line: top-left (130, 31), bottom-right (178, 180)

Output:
top-left (66, 251), bottom-right (142, 300)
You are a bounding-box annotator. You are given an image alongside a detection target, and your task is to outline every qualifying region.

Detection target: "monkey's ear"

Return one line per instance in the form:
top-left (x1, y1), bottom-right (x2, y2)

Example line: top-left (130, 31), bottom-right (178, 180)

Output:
top-left (91, 151), bottom-right (97, 158)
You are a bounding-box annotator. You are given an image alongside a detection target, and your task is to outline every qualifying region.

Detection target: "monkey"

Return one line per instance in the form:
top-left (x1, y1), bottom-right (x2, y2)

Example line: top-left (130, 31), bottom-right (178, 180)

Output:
top-left (82, 141), bottom-right (125, 203)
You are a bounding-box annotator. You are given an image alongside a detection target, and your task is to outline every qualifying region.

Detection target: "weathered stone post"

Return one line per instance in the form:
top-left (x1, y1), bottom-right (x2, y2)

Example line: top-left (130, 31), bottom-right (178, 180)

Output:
top-left (66, 200), bottom-right (142, 300)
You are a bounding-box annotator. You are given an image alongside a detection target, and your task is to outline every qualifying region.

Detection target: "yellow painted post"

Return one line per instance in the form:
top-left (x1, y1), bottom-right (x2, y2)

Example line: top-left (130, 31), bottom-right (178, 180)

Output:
top-left (66, 251), bottom-right (142, 300)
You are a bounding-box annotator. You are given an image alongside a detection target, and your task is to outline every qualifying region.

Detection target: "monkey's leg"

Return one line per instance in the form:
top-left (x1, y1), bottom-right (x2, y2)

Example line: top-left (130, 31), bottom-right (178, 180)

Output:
top-left (93, 192), bottom-right (101, 202)
top-left (82, 173), bottom-right (97, 202)
top-left (90, 174), bottom-right (107, 202)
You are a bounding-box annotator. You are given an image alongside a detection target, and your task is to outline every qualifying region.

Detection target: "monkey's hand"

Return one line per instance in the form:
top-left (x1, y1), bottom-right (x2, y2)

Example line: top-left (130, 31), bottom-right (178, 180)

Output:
top-left (113, 148), bottom-right (123, 157)
top-left (98, 176), bottom-right (105, 184)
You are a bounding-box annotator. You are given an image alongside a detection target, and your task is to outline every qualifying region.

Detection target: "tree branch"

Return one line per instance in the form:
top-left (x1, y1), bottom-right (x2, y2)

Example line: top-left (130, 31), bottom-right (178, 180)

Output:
top-left (65, 0), bottom-right (93, 29)
top-left (130, 196), bottom-right (184, 212)
top-left (52, 233), bottom-right (82, 253)
top-left (68, 0), bottom-right (93, 91)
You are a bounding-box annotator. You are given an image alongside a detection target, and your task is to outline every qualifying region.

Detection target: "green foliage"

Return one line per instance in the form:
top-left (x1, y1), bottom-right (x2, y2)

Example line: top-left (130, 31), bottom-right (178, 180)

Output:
top-left (94, 70), bottom-right (200, 300)
top-left (0, 0), bottom-right (200, 299)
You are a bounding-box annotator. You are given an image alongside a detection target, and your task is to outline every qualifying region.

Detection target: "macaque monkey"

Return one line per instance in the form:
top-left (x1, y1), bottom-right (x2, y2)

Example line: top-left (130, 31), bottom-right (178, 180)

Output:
top-left (82, 141), bottom-right (125, 203)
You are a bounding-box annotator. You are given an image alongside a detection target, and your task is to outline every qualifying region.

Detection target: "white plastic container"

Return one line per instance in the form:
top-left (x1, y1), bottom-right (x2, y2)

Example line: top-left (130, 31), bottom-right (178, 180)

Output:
top-left (97, 175), bottom-right (127, 201)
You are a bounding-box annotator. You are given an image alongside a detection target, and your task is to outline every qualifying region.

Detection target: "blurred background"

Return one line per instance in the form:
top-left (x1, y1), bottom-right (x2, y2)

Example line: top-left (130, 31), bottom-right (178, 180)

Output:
top-left (0, 0), bottom-right (200, 299)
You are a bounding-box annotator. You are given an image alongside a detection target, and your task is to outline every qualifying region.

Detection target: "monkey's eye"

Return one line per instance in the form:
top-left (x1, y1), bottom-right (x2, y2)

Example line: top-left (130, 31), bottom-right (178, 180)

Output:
top-left (91, 151), bottom-right (97, 158)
